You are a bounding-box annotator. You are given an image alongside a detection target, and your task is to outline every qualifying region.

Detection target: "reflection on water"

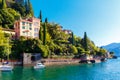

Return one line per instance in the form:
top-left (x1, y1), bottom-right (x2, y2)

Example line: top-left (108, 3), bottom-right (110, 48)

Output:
top-left (0, 58), bottom-right (120, 80)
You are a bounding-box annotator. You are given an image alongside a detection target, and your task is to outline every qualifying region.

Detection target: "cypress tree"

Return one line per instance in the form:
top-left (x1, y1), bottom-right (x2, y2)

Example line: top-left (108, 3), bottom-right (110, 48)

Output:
top-left (72, 32), bottom-right (75, 45)
top-left (43, 18), bottom-right (48, 45)
top-left (39, 26), bottom-right (43, 41)
top-left (25, 0), bottom-right (34, 17)
top-left (83, 32), bottom-right (88, 51)
top-left (25, 0), bottom-right (29, 14)
top-left (45, 18), bottom-right (48, 23)
top-left (39, 10), bottom-right (42, 22)
top-left (43, 23), bottom-right (46, 45)
top-left (28, 0), bottom-right (34, 16)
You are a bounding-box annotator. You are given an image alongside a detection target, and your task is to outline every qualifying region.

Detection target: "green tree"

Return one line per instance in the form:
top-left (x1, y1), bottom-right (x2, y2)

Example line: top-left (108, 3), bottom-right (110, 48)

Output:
top-left (25, 0), bottom-right (29, 15)
top-left (38, 45), bottom-right (49, 58)
top-left (11, 3), bottom-right (26, 17)
top-left (19, 0), bottom-right (24, 5)
top-left (0, 28), bottom-right (11, 59)
top-left (25, 0), bottom-right (34, 17)
top-left (81, 32), bottom-right (88, 51)
top-left (45, 18), bottom-right (48, 23)
top-left (43, 23), bottom-right (46, 45)
top-left (39, 25), bottom-right (43, 41)
top-left (71, 32), bottom-right (75, 45)
top-left (0, 0), bottom-right (2, 8)
top-left (1, 0), bottom-right (7, 9)
top-left (7, 8), bottom-right (20, 20)
top-left (39, 10), bottom-right (42, 22)
top-left (96, 48), bottom-right (107, 56)
top-left (0, 9), bottom-right (14, 28)
top-left (68, 45), bottom-right (78, 55)
top-left (28, 0), bottom-right (34, 16)
top-left (0, 8), bottom-right (20, 29)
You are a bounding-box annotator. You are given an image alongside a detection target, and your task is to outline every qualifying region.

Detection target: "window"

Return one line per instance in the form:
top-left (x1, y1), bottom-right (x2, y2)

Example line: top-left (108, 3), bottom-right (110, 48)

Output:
top-left (29, 23), bottom-right (32, 27)
top-left (34, 28), bottom-right (39, 32)
top-left (22, 26), bottom-right (25, 29)
top-left (34, 22), bottom-right (39, 26)
top-left (34, 33), bottom-right (39, 37)
top-left (29, 26), bottom-right (32, 30)
top-left (22, 22), bottom-right (25, 25)
top-left (29, 27), bottom-right (32, 30)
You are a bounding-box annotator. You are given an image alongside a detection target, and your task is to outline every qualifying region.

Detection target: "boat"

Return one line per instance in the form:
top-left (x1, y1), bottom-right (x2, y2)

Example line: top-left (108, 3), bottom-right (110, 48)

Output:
top-left (34, 63), bottom-right (45, 69)
top-left (0, 65), bottom-right (13, 71)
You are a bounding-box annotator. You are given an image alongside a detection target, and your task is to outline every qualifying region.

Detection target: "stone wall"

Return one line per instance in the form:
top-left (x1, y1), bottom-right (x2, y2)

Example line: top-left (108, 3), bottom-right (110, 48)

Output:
top-left (23, 53), bottom-right (32, 66)
top-left (22, 53), bottom-right (41, 66)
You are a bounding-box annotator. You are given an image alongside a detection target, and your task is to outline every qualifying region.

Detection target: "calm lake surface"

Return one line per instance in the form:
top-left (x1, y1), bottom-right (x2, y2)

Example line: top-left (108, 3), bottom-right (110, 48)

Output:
top-left (0, 58), bottom-right (120, 80)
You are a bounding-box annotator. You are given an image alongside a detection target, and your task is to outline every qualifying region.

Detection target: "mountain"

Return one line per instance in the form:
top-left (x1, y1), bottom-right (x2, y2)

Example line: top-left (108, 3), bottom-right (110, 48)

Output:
top-left (102, 43), bottom-right (120, 56)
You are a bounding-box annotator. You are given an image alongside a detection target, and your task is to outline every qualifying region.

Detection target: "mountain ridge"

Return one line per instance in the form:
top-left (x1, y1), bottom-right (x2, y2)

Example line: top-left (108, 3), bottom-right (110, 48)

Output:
top-left (102, 42), bottom-right (120, 56)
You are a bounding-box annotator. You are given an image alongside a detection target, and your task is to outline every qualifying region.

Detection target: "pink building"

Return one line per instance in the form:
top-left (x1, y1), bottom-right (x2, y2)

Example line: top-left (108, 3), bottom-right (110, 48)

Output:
top-left (63, 29), bottom-right (72, 34)
top-left (14, 17), bottom-right (40, 39)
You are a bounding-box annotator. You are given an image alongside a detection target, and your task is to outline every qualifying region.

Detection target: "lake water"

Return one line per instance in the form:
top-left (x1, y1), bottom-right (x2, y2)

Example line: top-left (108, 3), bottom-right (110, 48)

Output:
top-left (0, 58), bottom-right (120, 80)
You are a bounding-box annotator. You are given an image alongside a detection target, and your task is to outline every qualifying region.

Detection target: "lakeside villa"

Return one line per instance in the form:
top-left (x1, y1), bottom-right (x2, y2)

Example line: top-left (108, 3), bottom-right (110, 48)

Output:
top-left (2, 17), bottom-right (72, 40)
top-left (14, 17), bottom-right (40, 39)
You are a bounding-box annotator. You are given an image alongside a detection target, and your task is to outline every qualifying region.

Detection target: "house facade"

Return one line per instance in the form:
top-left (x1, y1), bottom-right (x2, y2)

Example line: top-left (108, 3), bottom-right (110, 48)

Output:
top-left (14, 17), bottom-right (40, 39)
top-left (63, 29), bottom-right (72, 34)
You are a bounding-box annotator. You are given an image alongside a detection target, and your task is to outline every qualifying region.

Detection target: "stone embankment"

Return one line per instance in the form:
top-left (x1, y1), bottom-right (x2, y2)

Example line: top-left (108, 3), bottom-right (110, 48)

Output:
top-left (42, 59), bottom-right (80, 66)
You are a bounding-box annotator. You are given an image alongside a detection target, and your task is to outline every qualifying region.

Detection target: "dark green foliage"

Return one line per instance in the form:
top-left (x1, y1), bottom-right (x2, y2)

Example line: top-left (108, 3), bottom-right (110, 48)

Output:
top-left (109, 51), bottom-right (114, 57)
top-left (0, 9), bottom-right (20, 29)
top-left (0, 0), bottom-right (34, 29)
top-left (71, 32), bottom-right (75, 45)
top-left (28, 0), bottom-right (34, 16)
top-left (68, 45), bottom-right (78, 55)
top-left (25, 0), bottom-right (34, 17)
top-left (39, 10), bottom-right (42, 22)
top-left (1, 0), bottom-right (7, 9)
top-left (12, 38), bottom-right (50, 58)
top-left (43, 23), bottom-right (46, 45)
top-left (45, 18), bottom-right (48, 23)
top-left (0, 0), bottom-right (2, 9)
top-left (11, 0), bottom-right (34, 17)
top-left (0, 29), bottom-right (11, 59)
top-left (25, 0), bottom-right (29, 14)
top-left (39, 25), bottom-right (43, 41)
top-left (83, 32), bottom-right (88, 51)
top-left (81, 32), bottom-right (88, 51)
top-left (47, 23), bottom-right (69, 41)
top-left (0, 9), bottom-right (14, 28)
top-left (0, 46), bottom-right (5, 58)
top-left (11, 3), bottom-right (26, 17)
top-left (18, 0), bottom-right (24, 5)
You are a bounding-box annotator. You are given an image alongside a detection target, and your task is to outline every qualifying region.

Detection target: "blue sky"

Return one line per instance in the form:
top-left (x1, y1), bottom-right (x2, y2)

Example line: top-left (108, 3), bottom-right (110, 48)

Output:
top-left (31, 0), bottom-right (120, 46)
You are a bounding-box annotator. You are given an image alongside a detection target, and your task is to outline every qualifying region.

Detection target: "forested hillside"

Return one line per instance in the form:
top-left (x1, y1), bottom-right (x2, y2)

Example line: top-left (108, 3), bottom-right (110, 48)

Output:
top-left (0, 0), bottom-right (33, 29)
top-left (0, 0), bottom-right (107, 59)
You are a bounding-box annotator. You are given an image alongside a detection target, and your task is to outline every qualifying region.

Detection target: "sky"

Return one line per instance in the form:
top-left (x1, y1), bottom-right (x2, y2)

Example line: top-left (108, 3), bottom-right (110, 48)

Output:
top-left (31, 0), bottom-right (120, 46)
